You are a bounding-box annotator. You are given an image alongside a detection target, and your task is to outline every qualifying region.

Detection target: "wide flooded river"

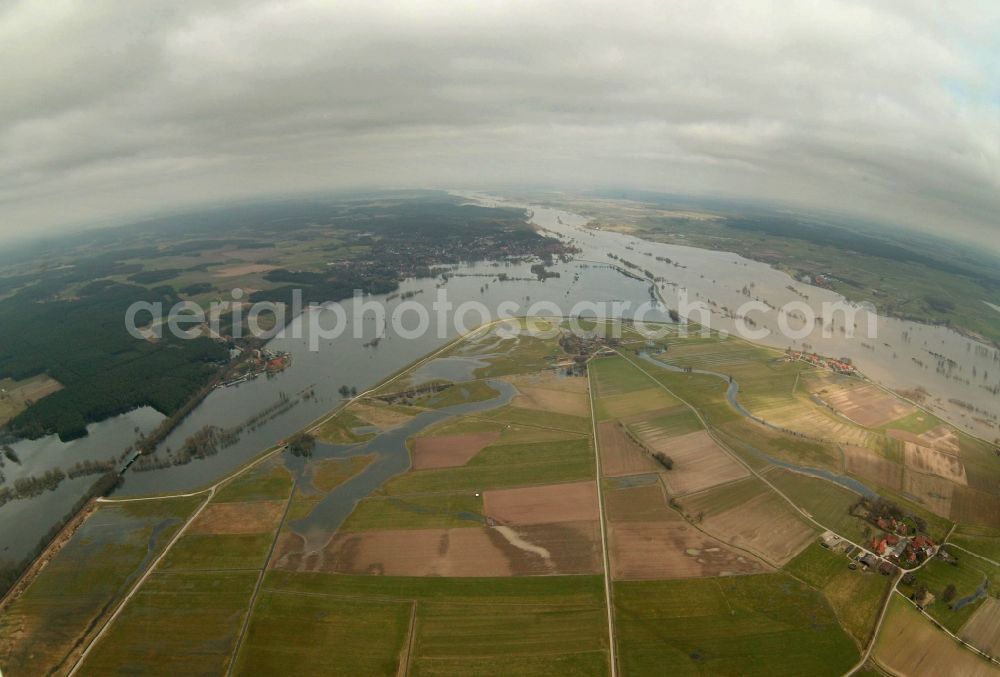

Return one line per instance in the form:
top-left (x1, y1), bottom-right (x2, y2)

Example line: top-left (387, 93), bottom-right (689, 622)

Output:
top-left (1, 195), bottom-right (996, 564)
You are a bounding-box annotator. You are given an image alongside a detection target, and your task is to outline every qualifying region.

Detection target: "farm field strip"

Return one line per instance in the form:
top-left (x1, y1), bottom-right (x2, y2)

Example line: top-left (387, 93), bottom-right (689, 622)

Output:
top-left (8, 319), bottom-right (997, 677)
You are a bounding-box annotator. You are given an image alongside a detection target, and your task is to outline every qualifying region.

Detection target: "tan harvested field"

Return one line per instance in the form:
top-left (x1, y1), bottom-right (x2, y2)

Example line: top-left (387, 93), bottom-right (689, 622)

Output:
top-left (844, 445), bottom-right (904, 491)
top-left (188, 500), bottom-right (286, 535)
top-left (697, 491), bottom-right (815, 565)
top-left (512, 385), bottom-right (589, 417)
top-left (959, 597), bottom-right (1000, 657)
top-left (273, 521), bottom-right (602, 576)
top-left (351, 402), bottom-right (415, 428)
top-left (213, 263), bottom-right (277, 277)
top-left (608, 518), bottom-right (767, 580)
top-left (500, 371), bottom-right (587, 395)
top-left (597, 421), bottom-right (661, 477)
top-left (752, 401), bottom-right (875, 447)
top-left (888, 426), bottom-right (961, 454)
top-left (918, 425), bottom-right (961, 453)
top-left (950, 486), bottom-right (1000, 527)
top-left (876, 598), bottom-right (997, 677)
top-left (605, 483), bottom-right (674, 522)
top-left (483, 480), bottom-right (599, 526)
top-left (503, 371), bottom-right (589, 393)
top-left (649, 430), bottom-right (750, 495)
top-left (0, 375), bottom-right (63, 425)
top-left (411, 432), bottom-right (500, 470)
top-left (818, 382), bottom-right (915, 428)
top-left (903, 442), bottom-right (968, 485)
top-left (903, 470), bottom-right (954, 517)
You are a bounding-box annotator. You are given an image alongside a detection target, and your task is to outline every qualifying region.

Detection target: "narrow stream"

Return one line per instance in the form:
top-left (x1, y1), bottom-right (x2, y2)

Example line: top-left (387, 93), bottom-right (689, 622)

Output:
top-left (285, 379), bottom-right (516, 552)
top-left (636, 351), bottom-right (879, 497)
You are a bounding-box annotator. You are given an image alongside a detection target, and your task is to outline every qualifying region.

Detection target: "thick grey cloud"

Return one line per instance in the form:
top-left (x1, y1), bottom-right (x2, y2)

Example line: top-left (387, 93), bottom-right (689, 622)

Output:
top-left (1, 0), bottom-right (997, 248)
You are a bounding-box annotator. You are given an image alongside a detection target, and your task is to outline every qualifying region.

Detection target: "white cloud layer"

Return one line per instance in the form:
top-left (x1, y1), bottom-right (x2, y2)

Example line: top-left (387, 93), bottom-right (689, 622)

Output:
top-left (1, 0), bottom-right (997, 247)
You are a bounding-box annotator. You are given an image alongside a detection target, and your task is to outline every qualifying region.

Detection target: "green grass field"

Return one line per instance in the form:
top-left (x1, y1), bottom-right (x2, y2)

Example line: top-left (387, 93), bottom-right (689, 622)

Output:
top-left (469, 334), bottom-right (566, 378)
top-left (763, 468), bottom-right (871, 542)
top-left (412, 380), bottom-right (500, 409)
top-left (785, 543), bottom-right (890, 645)
top-left (76, 570), bottom-right (258, 676)
top-left (950, 524), bottom-right (1000, 562)
top-left (237, 572), bottom-right (610, 676)
top-left (614, 574), bottom-right (859, 676)
top-left (234, 589), bottom-right (411, 676)
top-left (159, 533), bottom-right (274, 571)
top-left (898, 553), bottom-right (1000, 633)
top-left (481, 403), bottom-right (592, 435)
top-left (213, 461), bottom-right (294, 503)
top-left (0, 496), bottom-right (203, 676)
top-left (381, 437), bottom-right (595, 495)
top-left (342, 492), bottom-right (485, 531)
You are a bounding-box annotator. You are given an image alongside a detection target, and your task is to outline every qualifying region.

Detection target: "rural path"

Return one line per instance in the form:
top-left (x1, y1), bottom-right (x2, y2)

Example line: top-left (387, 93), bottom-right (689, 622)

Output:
top-left (614, 350), bottom-right (997, 675)
top-left (616, 350), bottom-right (870, 552)
top-left (225, 477), bottom-right (299, 676)
top-left (587, 363), bottom-right (619, 677)
top-left (857, 523), bottom-right (1000, 673)
top-left (67, 485), bottom-right (217, 676)
top-left (946, 542), bottom-right (1000, 567)
top-left (616, 351), bottom-right (1000, 676)
top-left (889, 588), bottom-right (1000, 669)
top-left (63, 318), bottom-right (510, 676)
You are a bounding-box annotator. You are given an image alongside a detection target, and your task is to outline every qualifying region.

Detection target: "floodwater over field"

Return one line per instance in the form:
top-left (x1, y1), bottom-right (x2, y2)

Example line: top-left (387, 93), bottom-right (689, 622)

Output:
top-left (284, 379), bottom-right (516, 552)
top-left (1, 195), bottom-right (997, 564)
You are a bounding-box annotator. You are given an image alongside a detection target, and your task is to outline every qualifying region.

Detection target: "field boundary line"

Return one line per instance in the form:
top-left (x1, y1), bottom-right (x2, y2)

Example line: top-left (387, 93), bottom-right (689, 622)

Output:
top-left (226, 477), bottom-right (299, 676)
top-left (945, 542), bottom-right (1000, 567)
top-left (67, 487), bottom-right (216, 676)
top-left (397, 601), bottom-right (417, 677)
top-left (614, 351), bottom-right (864, 547)
top-left (891, 588), bottom-right (1000, 667)
top-left (587, 360), bottom-right (618, 677)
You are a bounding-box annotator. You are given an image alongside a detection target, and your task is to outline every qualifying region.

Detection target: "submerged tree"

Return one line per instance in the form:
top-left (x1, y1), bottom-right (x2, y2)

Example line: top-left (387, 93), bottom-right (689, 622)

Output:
top-left (287, 432), bottom-right (316, 458)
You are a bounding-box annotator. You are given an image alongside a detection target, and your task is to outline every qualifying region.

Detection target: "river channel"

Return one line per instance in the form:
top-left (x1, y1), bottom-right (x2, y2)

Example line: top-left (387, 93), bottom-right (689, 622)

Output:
top-left (1, 194), bottom-right (995, 564)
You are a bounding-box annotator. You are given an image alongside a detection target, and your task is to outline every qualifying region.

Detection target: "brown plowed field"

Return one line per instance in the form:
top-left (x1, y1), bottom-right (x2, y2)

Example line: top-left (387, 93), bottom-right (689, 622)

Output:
top-left (608, 519), bottom-right (767, 580)
top-left (902, 442), bottom-right (967, 484)
top-left (903, 470), bottom-right (954, 517)
top-left (697, 491), bottom-right (815, 565)
top-left (950, 486), bottom-right (1000, 527)
top-left (597, 421), bottom-right (661, 477)
top-left (411, 432), bottom-right (500, 469)
top-left (820, 383), bottom-right (914, 427)
top-left (843, 445), bottom-right (904, 491)
top-left (653, 431), bottom-right (750, 495)
top-left (605, 483), bottom-right (673, 522)
top-left (273, 521), bottom-right (601, 576)
top-left (483, 481), bottom-right (599, 525)
top-left (876, 599), bottom-right (997, 677)
top-left (959, 598), bottom-right (1000, 657)
top-left (513, 386), bottom-right (590, 417)
top-left (888, 426), bottom-right (960, 454)
top-left (188, 500), bottom-right (285, 535)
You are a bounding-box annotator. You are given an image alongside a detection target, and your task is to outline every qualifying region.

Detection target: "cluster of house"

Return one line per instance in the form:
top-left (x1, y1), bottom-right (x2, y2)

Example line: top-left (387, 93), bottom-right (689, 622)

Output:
top-left (785, 349), bottom-right (856, 374)
top-left (858, 516), bottom-right (938, 569)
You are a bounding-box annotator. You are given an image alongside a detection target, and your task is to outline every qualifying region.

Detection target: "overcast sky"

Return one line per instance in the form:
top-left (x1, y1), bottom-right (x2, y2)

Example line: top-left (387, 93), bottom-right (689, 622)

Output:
top-left (1, 0), bottom-right (997, 249)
